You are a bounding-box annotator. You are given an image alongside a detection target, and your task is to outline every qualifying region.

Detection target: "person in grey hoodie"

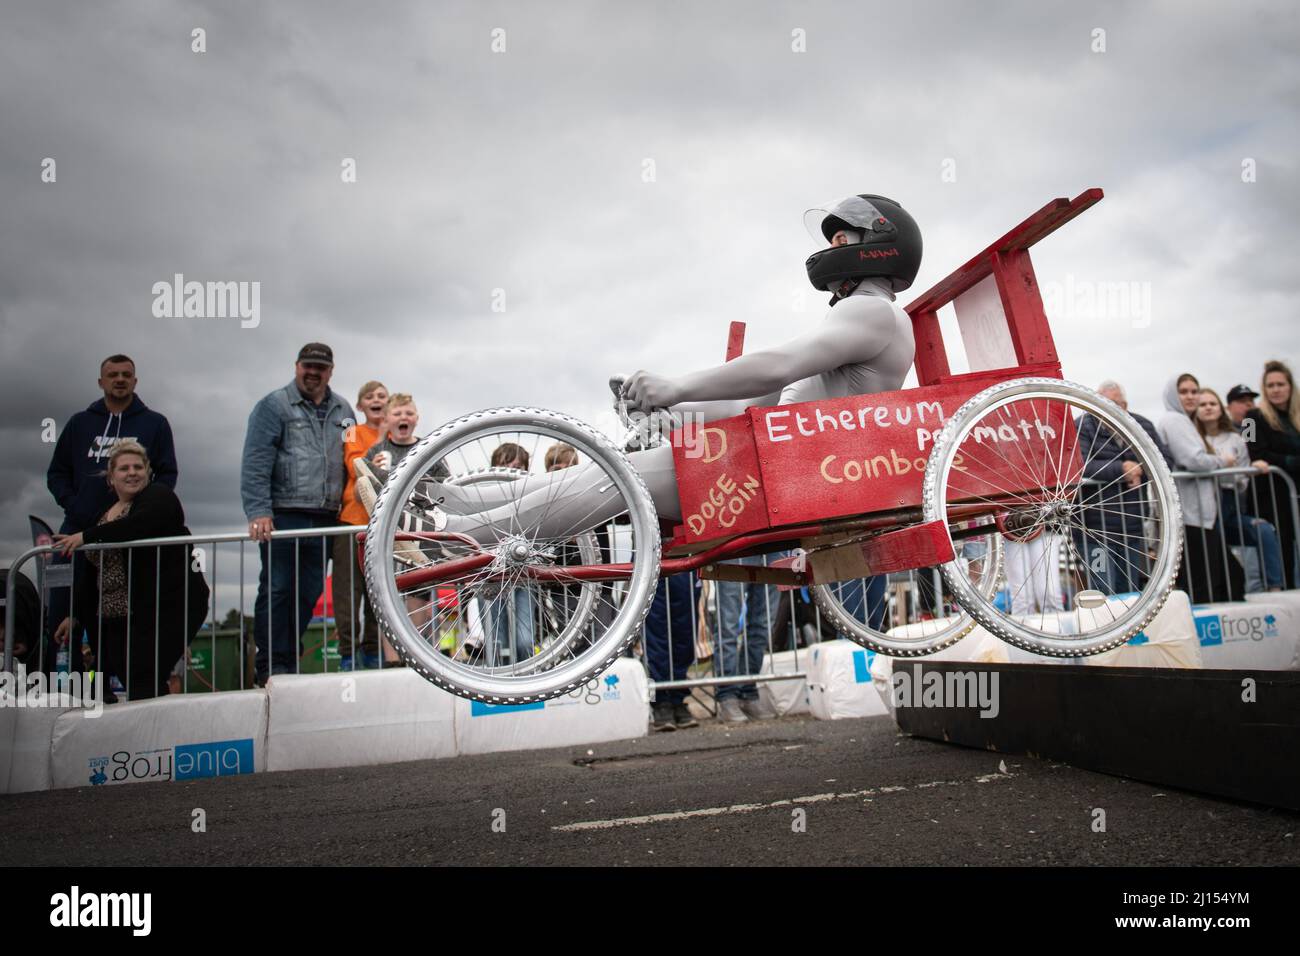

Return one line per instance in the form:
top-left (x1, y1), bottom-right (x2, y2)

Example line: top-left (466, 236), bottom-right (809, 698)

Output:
top-left (1156, 373), bottom-right (1244, 602)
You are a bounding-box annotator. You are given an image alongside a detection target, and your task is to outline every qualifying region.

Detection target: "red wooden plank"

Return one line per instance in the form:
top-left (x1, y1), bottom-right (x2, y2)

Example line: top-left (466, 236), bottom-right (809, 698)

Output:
top-left (854, 520), bottom-right (954, 576)
top-left (993, 249), bottom-right (1058, 367)
top-left (1009, 187), bottom-right (1104, 252)
top-left (911, 308), bottom-right (951, 386)
top-left (804, 520), bottom-right (955, 584)
top-left (726, 321), bottom-right (746, 362)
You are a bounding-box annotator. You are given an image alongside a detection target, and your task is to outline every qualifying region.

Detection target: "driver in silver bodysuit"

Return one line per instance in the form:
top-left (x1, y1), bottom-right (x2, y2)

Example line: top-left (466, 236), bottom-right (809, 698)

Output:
top-left (436, 196), bottom-right (922, 542)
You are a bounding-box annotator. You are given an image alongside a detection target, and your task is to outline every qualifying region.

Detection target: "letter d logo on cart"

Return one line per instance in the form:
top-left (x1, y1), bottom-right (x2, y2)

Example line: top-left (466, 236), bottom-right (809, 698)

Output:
top-left (699, 427), bottom-right (727, 463)
top-left (682, 426), bottom-right (727, 462)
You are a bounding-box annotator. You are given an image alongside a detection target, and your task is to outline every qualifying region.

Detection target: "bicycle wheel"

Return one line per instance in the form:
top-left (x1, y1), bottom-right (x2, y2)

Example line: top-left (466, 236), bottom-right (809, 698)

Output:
top-left (364, 407), bottom-right (660, 702)
top-left (810, 525), bottom-right (1003, 656)
top-left (922, 378), bottom-right (1182, 657)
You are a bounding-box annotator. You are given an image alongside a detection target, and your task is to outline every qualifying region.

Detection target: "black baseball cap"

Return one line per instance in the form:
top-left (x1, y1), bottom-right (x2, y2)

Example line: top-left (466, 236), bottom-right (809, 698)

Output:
top-left (297, 343), bottom-right (334, 367)
top-left (1226, 384), bottom-right (1259, 403)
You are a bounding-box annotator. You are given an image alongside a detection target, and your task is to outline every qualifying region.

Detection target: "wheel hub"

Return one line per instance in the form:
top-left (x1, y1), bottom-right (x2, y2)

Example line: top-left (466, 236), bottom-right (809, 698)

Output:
top-left (1042, 499), bottom-right (1074, 532)
top-left (495, 534), bottom-right (534, 567)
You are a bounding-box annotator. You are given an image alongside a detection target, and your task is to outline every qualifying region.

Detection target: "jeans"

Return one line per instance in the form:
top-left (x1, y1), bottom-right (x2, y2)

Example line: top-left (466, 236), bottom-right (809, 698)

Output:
top-left (644, 574), bottom-right (697, 705)
top-left (1074, 523), bottom-right (1147, 596)
top-left (715, 555), bottom-right (781, 701)
top-left (330, 531), bottom-right (378, 657)
top-left (254, 510), bottom-right (333, 680)
top-left (1220, 490), bottom-right (1284, 591)
top-left (484, 588), bottom-right (535, 665)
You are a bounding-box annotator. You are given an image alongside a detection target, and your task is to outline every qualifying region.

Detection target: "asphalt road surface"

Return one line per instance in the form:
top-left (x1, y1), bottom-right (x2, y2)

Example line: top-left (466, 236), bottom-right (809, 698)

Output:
top-left (3, 714), bottom-right (1296, 866)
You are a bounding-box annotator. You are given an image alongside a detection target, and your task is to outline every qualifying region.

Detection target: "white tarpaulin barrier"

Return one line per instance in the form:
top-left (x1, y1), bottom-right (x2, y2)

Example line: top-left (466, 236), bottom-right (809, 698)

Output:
top-left (3, 696), bottom-right (82, 794)
top-left (1086, 591), bottom-right (1201, 669)
top-left (453, 656), bottom-right (649, 755)
top-left (806, 639), bottom-right (890, 720)
top-left (49, 690), bottom-right (268, 790)
top-left (1198, 597), bottom-right (1300, 670)
top-left (758, 649), bottom-right (812, 716)
top-left (265, 669), bottom-right (456, 772)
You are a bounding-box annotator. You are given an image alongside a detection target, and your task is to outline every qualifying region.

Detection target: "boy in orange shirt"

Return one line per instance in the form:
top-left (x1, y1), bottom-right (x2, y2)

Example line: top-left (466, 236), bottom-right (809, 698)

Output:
top-left (333, 380), bottom-right (387, 670)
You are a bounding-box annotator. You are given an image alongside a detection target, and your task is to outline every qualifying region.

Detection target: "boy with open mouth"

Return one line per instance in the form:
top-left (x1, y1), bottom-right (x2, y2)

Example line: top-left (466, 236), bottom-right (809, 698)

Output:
top-left (358, 394), bottom-right (448, 663)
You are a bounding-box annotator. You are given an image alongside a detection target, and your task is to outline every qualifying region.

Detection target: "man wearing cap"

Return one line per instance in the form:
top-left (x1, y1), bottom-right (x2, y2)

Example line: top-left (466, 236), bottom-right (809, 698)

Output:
top-left (1226, 384), bottom-right (1259, 432)
top-left (241, 344), bottom-right (354, 683)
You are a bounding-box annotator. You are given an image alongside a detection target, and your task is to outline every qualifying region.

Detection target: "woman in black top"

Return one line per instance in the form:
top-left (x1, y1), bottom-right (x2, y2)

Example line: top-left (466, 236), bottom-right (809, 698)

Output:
top-left (1244, 360), bottom-right (1300, 589)
top-left (52, 440), bottom-right (210, 702)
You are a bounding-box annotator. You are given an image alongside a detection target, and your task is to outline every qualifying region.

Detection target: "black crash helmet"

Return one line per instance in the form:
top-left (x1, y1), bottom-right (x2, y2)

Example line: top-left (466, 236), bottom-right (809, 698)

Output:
top-left (803, 194), bottom-right (922, 294)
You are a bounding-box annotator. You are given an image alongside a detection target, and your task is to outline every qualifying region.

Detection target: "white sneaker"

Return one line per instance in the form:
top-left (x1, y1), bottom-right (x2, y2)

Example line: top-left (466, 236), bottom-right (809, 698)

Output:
top-left (717, 698), bottom-right (749, 723)
top-left (356, 459), bottom-right (452, 566)
top-left (740, 697), bottom-right (777, 721)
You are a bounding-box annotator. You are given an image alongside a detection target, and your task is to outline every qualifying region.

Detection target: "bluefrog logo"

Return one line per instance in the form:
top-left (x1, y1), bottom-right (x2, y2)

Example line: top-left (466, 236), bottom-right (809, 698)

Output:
top-left (602, 673), bottom-right (621, 701)
top-left (86, 738), bottom-right (255, 786)
top-left (92, 748), bottom-right (173, 785)
top-left (1195, 611), bottom-right (1278, 646)
top-left (175, 738), bottom-right (255, 780)
top-left (88, 756), bottom-right (109, 786)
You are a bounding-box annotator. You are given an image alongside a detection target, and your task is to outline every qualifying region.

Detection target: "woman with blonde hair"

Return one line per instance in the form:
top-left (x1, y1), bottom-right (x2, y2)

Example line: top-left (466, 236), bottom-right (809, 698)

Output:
top-left (52, 440), bottom-right (210, 702)
top-left (1244, 360), bottom-right (1300, 588)
top-left (1195, 388), bottom-right (1283, 591)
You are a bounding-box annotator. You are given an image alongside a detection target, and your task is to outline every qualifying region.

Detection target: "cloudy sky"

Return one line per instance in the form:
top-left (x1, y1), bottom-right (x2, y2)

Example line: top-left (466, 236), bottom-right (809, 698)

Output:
top-left (2, 0), bottom-right (1297, 587)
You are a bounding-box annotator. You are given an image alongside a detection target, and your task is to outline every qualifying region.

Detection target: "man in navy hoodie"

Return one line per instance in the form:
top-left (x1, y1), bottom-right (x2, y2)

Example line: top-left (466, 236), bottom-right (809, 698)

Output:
top-left (47, 355), bottom-right (180, 534)
top-left (44, 355), bottom-right (179, 644)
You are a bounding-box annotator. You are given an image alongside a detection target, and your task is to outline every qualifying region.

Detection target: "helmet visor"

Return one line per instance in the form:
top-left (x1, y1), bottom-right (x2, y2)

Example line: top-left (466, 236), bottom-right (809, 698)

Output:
top-left (804, 196), bottom-right (890, 245)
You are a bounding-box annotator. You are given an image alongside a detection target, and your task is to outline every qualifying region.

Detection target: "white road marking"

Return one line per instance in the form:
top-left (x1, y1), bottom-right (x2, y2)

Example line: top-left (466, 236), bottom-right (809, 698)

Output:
top-left (551, 769), bottom-right (1018, 832)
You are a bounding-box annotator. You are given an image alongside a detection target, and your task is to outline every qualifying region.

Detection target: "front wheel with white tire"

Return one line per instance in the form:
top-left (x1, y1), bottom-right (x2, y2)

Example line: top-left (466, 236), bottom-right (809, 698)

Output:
top-left (922, 378), bottom-right (1183, 657)
top-left (363, 407), bottom-right (660, 703)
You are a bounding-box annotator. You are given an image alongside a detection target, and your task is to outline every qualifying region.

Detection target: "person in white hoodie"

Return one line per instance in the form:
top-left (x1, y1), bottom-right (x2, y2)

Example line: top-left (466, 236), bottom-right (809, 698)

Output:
top-left (1156, 374), bottom-right (1244, 602)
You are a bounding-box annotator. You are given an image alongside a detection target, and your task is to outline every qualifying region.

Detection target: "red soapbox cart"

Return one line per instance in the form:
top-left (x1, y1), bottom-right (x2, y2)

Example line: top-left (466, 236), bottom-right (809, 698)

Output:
top-left (363, 189), bottom-right (1183, 702)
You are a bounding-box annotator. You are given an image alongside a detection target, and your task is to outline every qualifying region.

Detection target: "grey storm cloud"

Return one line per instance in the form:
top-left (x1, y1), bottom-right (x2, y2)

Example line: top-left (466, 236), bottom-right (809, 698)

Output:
top-left (1, 0), bottom-right (1297, 588)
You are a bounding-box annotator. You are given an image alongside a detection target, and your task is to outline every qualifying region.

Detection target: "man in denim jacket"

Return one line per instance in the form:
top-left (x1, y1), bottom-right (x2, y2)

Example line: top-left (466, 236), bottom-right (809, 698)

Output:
top-left (241, 343), bottom-right (354, 683)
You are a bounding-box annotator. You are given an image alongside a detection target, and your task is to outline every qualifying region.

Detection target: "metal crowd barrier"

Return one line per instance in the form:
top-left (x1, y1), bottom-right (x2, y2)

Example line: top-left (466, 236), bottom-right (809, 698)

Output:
top-left (3, 526), bottom-right (364, 699)
top-left (1165, 465), bottom-right (1300, 603)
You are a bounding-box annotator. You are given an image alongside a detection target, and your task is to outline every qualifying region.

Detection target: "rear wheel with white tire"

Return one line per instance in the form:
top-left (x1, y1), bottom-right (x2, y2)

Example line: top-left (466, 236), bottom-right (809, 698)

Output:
top-left (922, 378), bottom-right (1182, 657)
